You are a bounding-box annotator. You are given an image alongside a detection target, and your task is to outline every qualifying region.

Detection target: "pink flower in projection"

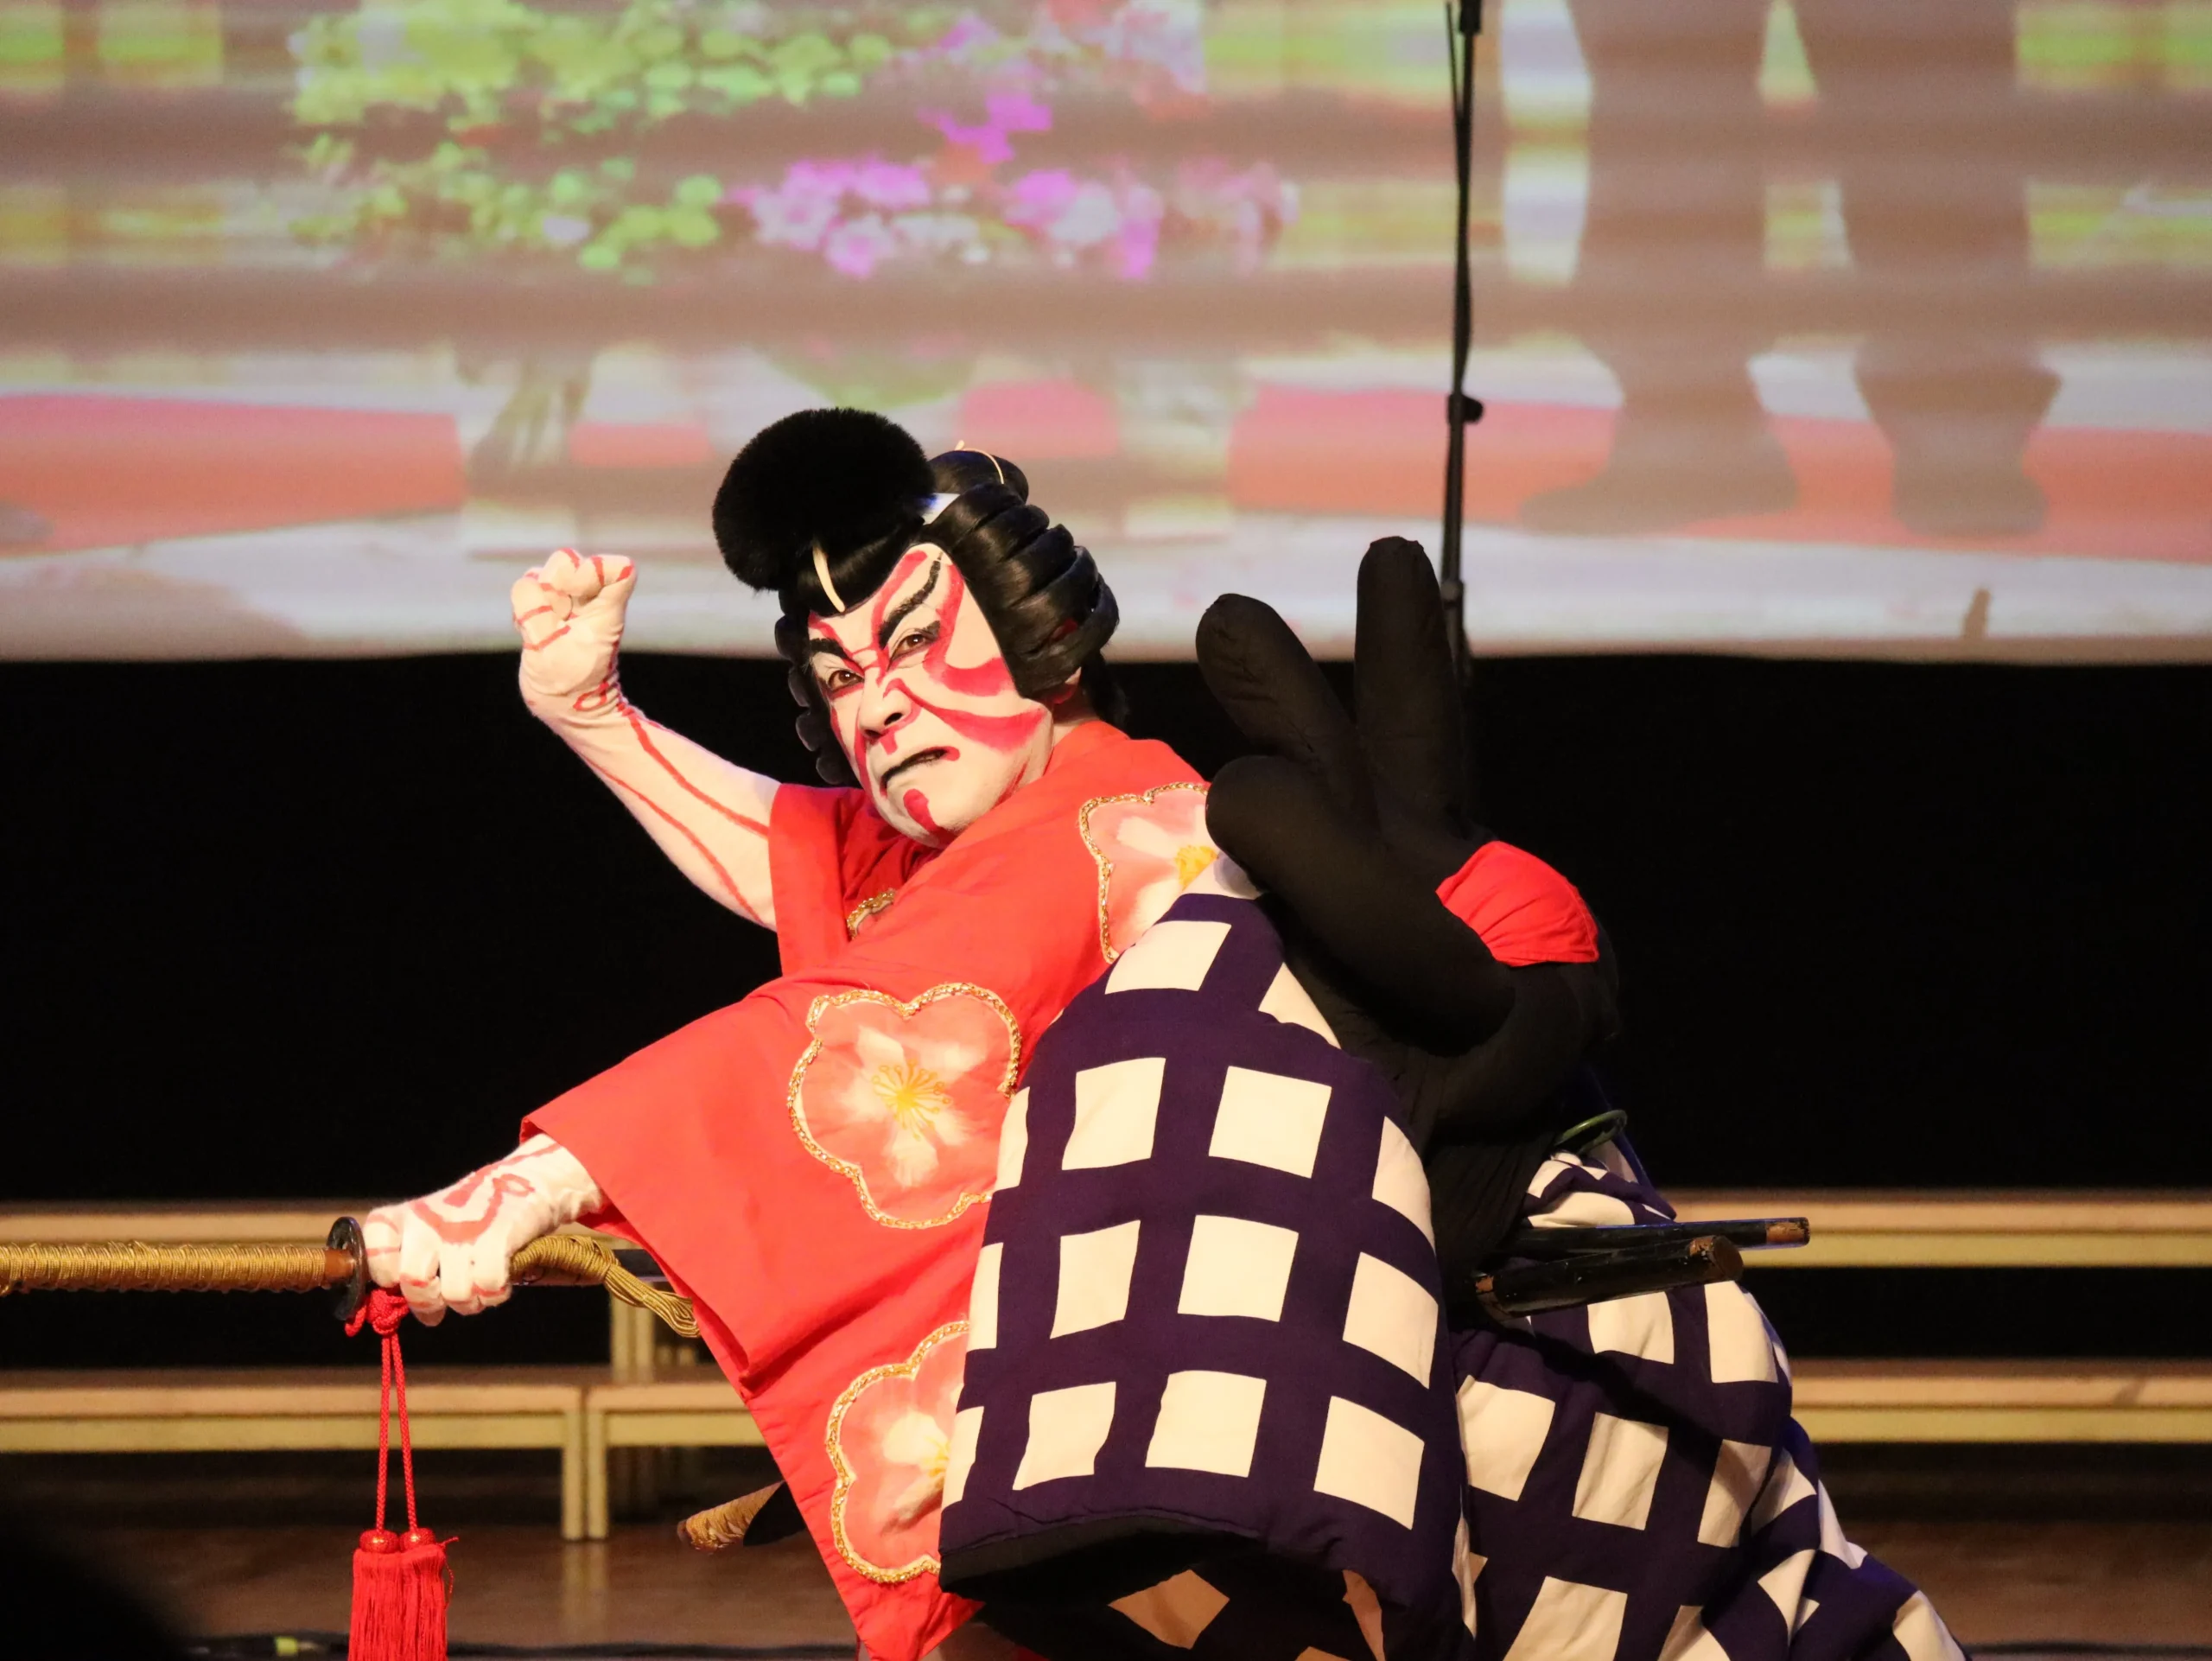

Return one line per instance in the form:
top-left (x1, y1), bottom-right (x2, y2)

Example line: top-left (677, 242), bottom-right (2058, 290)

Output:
top-left (922, 89), bottom-right (1053, 165)
top-left (732, 158), bottom-right (945, 276)
top-left (920, 10), bottom-right (1001, 63)
top-left (852, 160), bottom-right (932, 211)
top-left (1003, 167), bottom-right (1079, 231)
top-left (1109, 181), bottom-right (1165, 277)
top-left (734, 160), bottom-right (855, 251)
top-left (789, 984), bottom-right (1020, 1226)
top-left (823, 213), bottom-right (902, 277)
top-left (826, 1322), bottom-right (969, 1581)
top-left (1004, 168), bottom-right (1163, 277)
top-left (1080, 782), bottom-right (1219, 961)
top-left (1088, 0), bottom-right (1208, 97)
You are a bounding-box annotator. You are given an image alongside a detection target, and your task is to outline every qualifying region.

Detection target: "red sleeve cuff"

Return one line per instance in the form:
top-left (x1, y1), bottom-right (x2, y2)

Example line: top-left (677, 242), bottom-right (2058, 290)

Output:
top-left (1435, 840), bottom-right (1599, 967)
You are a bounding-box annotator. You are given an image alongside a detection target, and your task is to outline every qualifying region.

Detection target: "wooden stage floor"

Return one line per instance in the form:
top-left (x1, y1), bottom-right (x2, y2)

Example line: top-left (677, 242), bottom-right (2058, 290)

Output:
top-left (69, 1519), bottom-right (2212, 1651)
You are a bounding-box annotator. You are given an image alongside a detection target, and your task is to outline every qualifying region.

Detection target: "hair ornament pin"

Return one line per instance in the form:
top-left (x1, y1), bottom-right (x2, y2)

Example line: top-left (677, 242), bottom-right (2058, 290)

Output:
top-left (811, 544), bottom-right (847, 614)
top-left (950, 438), bottom-right (1007, 486)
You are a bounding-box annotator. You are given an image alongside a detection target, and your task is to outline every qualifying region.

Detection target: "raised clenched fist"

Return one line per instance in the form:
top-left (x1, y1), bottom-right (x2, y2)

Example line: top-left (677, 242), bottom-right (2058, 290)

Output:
top-left (363, 1134), bottom-right (605, 1325)
top-left (512, 548), bottom-right (638, 710)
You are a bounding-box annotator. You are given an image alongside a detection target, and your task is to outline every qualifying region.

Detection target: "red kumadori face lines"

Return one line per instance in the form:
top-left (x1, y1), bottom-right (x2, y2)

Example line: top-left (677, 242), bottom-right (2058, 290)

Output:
top-left (807, 549), bottom-right (1058, 846)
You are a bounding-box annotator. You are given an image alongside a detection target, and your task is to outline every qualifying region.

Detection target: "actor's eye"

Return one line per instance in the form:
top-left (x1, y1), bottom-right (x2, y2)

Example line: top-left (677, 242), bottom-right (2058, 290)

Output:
top-left (891, 623), bottom-right (938, 660)
top-left (820, 666), bottom-right (861, 694)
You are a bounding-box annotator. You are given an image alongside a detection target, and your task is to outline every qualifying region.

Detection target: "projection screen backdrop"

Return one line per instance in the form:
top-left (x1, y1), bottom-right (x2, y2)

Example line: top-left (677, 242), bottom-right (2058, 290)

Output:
top-left (2, 0), bottom-right (2208, 660)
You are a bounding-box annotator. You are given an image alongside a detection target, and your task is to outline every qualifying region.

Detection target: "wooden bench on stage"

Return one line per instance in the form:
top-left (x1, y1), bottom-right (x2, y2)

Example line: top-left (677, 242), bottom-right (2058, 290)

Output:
top-left (0, 1368), bottom-right (594, 1540)
top-left (1673, 1189), bottom-right (2212, 1268)
top-left (1676, 1190), bottom-right (2212, 1444)
top-left (6, 1192), bottom-right (2209, 1541)
top-left (1791, 1359), bottom-right (2212, 1443)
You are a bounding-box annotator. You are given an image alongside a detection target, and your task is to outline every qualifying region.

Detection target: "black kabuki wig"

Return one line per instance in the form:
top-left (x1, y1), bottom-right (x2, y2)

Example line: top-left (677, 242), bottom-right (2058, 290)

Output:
top-left (712, 407), bottom-right (1124, 785)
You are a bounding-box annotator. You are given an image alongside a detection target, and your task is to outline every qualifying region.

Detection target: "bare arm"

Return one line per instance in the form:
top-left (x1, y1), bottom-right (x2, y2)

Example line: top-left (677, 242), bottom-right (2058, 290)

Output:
top-left (514, 550), bottom-right (780, 927)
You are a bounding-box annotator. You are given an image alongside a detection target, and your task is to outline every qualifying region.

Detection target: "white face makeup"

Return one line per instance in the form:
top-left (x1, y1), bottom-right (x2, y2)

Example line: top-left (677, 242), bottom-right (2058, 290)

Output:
top-left (805, 546), bottom-right (1065, 846)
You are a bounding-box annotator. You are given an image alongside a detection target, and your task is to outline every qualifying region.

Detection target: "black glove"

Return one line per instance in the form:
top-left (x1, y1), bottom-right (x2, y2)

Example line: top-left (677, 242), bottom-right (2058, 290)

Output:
top-left (1197, 538), bottom-right (1620, 1301)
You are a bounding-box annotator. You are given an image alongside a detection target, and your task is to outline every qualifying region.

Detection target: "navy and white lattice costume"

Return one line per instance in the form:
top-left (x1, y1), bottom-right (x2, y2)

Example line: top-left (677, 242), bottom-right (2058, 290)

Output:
top-left (1455, 1148), bottom-right (1962, 1660)
top-left (939, 885), bottom-right (1964, 1661)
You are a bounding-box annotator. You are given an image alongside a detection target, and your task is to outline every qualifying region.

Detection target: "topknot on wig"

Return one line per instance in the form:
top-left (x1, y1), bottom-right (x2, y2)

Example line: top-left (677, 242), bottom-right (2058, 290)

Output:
top-left (712, 408), bottom-right (935, 601)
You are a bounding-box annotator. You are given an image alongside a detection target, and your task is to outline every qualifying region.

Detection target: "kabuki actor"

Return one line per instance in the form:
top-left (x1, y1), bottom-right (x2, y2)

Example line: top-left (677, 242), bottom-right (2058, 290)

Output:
top-left (367, 410), bottom-right (1962, 1661)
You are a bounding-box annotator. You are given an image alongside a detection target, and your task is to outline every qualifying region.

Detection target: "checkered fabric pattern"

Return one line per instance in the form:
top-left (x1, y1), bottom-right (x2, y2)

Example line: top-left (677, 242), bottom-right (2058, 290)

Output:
top-left (941, 889), bottom-right (1465, 1658)
top-left (938, 890), bottom-right (1963, 1661)
top-left (1451, 1148), bottom-right (1967, 1661)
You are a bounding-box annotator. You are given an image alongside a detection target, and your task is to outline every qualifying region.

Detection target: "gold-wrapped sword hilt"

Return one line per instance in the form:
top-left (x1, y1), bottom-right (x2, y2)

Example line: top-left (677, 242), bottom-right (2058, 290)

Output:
top-left (0, 1218), bottom-right (698, 1338)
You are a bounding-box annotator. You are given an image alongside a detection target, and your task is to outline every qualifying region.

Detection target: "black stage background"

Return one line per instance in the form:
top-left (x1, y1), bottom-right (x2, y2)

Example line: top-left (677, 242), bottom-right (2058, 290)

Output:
top-left (4, 652), bottom-right (2207, 1367)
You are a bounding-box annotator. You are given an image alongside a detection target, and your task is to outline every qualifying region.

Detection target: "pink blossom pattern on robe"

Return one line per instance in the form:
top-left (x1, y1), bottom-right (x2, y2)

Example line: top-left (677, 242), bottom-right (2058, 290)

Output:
top-left (827, 1321), bottom-right (970, 1581)
top-left (1081, 782), bottom-right (1219, 961)
top-left (789, 985), bottom-right (1020, 1228)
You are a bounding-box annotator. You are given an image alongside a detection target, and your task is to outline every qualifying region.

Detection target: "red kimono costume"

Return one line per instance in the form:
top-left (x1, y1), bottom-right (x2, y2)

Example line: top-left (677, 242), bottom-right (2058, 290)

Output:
top-left (526, 723), bottom-right (1211, 1661)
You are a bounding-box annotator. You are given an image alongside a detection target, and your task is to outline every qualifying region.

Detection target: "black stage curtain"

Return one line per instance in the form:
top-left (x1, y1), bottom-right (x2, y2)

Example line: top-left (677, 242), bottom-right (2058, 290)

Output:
top-left (6, 652), bottom-right (2204, 1202)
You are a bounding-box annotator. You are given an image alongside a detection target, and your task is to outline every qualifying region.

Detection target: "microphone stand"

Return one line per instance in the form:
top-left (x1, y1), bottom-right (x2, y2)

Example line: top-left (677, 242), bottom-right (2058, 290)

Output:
top-left (1440, 0), bottom-right (1485, 684)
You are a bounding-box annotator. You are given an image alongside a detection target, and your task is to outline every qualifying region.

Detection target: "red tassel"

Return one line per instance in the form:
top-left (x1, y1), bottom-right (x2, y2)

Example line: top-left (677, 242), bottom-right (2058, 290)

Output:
top-left (346, 1289), bottom-right (452, 1661)
top-left (352, 1529), bottom-right (449, 1661)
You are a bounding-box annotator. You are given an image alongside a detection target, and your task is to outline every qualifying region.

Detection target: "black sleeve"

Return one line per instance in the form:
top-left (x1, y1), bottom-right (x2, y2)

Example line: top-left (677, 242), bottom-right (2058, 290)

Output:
top-left (1414, 959), bottom-right (1618, 1149)
top-left (1414, 956), bottom-right (1621, 1303)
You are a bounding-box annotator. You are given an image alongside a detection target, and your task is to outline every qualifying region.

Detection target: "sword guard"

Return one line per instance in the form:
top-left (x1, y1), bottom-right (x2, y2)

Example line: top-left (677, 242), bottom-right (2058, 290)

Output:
top-left (329, 1215), bottom-right (370, 1324)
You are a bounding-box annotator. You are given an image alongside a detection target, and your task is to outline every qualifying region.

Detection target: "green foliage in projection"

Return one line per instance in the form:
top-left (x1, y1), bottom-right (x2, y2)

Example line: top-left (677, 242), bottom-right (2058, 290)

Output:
top-left (291, 137), bottom-right (729, 275)
top-left (288, 0), bottom-right (913, 274)
top-left (292, 0), bottom-right (899, 127)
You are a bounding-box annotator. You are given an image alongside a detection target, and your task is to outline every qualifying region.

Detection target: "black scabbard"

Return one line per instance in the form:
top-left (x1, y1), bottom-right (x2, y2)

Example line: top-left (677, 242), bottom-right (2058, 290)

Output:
top-left (1503, 1217), bottom-right (1808, 1261)
top-left (1474, 1235), bottom-right (1744, 1318)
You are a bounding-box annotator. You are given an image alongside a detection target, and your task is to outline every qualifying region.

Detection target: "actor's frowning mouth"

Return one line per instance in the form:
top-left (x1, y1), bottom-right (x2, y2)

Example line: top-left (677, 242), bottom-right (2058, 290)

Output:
top-left (879, 748), bottom-right (954, 788)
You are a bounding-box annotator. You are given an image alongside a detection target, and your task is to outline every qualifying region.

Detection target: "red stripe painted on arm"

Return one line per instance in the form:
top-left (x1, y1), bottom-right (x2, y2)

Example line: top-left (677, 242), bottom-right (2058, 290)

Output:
top-left (624, 709), bottom-right (772, 837)
top-left (597, 767), bottom-right (767, 919)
